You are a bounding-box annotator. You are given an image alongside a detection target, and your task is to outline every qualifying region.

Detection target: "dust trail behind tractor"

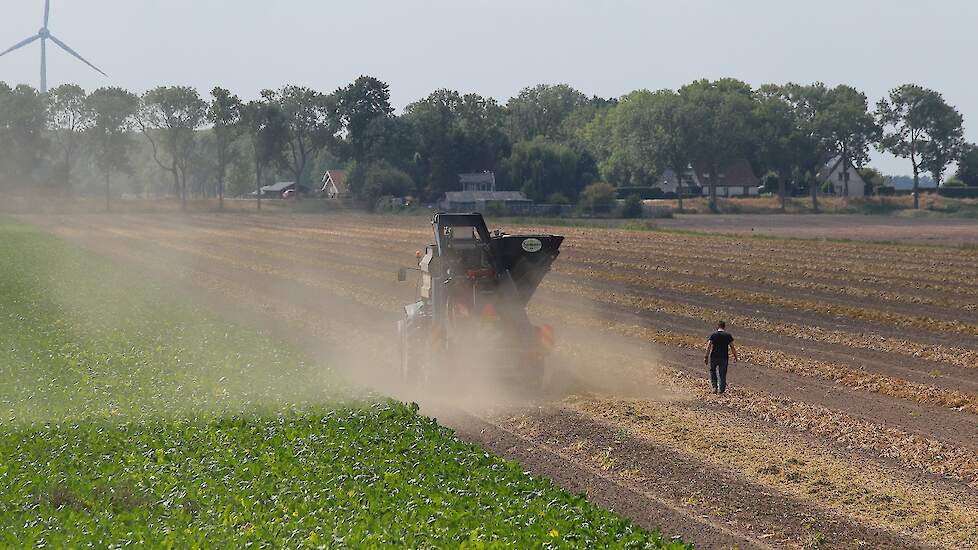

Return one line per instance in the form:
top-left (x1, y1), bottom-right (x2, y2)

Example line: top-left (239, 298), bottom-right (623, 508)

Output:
top-left (397, 213), bottom-right (563, 395)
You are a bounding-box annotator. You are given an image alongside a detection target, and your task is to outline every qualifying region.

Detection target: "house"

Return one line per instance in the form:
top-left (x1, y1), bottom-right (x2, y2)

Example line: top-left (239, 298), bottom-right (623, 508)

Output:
top-left (690, 160), bottom-right (760, 197)
top-left (440, 171), bottom-right (533, 213)
top-left (817, 156), bottom-right (866, 198)
top-left (320, 169), bottom-right (347, 198)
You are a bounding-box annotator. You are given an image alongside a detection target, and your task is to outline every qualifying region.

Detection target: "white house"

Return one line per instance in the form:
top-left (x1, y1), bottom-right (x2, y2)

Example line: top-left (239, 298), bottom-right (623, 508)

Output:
top-left (817, 156), bottom-right (866, 198)
top-left (320, 169), bottom-right (348, 198)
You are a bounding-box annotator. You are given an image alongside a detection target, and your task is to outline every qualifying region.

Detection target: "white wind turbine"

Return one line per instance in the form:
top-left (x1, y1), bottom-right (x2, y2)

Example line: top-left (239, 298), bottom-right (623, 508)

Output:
top-left (0, 0), bottom-right (107, 93)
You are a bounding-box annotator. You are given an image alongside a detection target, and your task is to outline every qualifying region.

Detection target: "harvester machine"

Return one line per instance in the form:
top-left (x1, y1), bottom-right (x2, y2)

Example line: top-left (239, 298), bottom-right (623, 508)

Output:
top-left (397, 213), bottom-right (563, 390)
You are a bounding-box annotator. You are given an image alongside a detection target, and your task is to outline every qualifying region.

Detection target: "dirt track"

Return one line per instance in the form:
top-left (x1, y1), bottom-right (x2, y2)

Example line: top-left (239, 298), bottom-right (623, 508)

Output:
top-left (25, 212), bottom-right (978, 549)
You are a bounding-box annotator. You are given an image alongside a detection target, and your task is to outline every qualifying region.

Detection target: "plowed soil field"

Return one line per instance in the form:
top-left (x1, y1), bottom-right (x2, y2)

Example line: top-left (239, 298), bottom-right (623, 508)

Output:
top-left (25, 212), bottom-right (978, 549)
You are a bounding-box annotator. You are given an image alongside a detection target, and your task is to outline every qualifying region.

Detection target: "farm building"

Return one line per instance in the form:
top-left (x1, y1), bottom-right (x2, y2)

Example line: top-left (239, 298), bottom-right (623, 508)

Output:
top-left (441, 171), bottom-right (533, 213)
top-left (817, 156), bottom-right (866, 197)
top-left (690, 160), bottom-right (760, 197)
top-left (320, 170), bottom-right (348, 198)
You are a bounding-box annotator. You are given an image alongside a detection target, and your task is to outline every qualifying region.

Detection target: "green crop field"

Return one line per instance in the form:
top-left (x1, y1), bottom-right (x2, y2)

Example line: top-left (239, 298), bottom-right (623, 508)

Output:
top-left (0, 218), bottom-right (685, 549)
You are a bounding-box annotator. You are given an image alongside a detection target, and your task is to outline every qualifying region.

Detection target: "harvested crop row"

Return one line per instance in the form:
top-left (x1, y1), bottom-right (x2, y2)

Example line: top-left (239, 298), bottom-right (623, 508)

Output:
top-left (538, 226), bottom-right (978, 276)
top-left (234, 212), bottom-right (978, 320)
top-left (145, 214), bottom-right (978, 303)
top-left (562, 226), bottom-right (978, 268)
top-left (557, 262), bottom-right (978, 337)
top-left (543, 278), bottom-right (978, 371)
top-left (554, 338), bottom-right (978, 487)
top-left (530, 301), bottom-right (978, 416)
top-left (554, 396), bottom-right (978, 549)
top-left (564, 251), bottom-right (978, 313)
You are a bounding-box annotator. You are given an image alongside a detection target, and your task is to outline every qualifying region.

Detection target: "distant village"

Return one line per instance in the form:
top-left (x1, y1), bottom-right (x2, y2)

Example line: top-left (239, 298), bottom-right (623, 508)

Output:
top-left (250, 154), bottom-right (904, 214)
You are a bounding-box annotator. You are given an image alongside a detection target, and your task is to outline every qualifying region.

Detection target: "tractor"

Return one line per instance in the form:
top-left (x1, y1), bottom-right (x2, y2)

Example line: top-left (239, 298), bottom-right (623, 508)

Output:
top-left (397, 213), bottom-right (563, 391)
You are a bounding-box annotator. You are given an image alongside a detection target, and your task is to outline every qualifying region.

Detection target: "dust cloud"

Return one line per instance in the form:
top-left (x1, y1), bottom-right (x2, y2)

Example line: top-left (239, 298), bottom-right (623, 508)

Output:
top-left (14, 211), bottom-right (685, 427)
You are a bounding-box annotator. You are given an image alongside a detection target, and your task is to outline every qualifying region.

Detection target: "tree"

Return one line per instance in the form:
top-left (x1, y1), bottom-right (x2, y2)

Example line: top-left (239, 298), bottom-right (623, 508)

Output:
top-left (263, 86), bottom-right (330, 196)
top-left (815, 85), bottom-right (879, 199)
top-left (757, 83), bottom-right (831, 211)
top-left (47, 83), bottom-right (93, 191)
top-left (0, 83), bottom-right (47, 187)
top-left (956, 143), bottom-right (978, 186)
top-left (501, 136), bottom-right (584, 202)
top-left (240, 99), bottom-right (288, 210)
top-left (86, 87), bottom-right (139, 212)
top-left (505, 84), bottom-right (590, 142)
top-left (139, 86), bottom-right (208, 210)
top-left (921, 99), bottom-right (964, 192)
top-left (403, 89), bottom-right (510, 200)
top-left (588, 91), bottom-right (657, 187)
top-left (598, 90), bottom-right (693, 210)
top-left (621, 194), bottom-right (643, 218)
top-left (753, 86), bottom-right (799, 209)
top-left (579, 182), bottom-right (616, 214)
top-left (346, 160), bottom-right (415, 206)
top-left (877, 84), bottom-right (963, 209)
top-left (330, 76), bottom-right (395, 163)
top-left (207, 87), bottom-right (243, 209)
top-left (857, 167), bottom-right (886, 196)
top-left (679, 79), bottom-right (757, 212)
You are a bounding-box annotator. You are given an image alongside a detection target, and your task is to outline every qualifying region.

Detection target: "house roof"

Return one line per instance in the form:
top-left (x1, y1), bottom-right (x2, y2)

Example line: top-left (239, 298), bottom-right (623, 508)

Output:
top-left (817, 156), bottom-right (843, 181)
top-left (262, 181), bottom-right (296, 192)
top-left (321, 170), bottom-right (347, 193)
top-left (817, 155), bottom-right (867, 182)
top-left (261, 181), bottom-right (310, 193)
top-left (444, 190), bottom-right (529, 202)
top-left (690, 159), bottom-right (759, 187)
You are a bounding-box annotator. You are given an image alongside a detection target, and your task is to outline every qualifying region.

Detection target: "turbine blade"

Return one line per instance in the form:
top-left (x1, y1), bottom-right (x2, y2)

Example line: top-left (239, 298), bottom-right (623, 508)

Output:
top-left (41, 38), bottom-right (47, 93)
top-left (0, 34), bottom-right (40, 57)
top-left (47, 34), bottom-right (107, 76)
top-left (44, 0), bottom-right (51, 26)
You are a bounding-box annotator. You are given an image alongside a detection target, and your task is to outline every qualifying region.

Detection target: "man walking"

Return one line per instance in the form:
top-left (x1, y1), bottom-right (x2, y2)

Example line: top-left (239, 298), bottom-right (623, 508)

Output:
top-left (704, 320), bottom-right (738, 394)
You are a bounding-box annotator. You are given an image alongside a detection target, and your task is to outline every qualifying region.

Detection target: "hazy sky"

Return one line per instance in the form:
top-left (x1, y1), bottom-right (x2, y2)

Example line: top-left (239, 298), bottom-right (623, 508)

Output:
top-left (2, 0), bottom-right (975, 174)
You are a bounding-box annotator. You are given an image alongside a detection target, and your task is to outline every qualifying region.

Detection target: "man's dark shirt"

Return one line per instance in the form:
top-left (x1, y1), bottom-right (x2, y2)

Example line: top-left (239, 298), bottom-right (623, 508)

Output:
top-left (709, 330), bottom-right (734, 362)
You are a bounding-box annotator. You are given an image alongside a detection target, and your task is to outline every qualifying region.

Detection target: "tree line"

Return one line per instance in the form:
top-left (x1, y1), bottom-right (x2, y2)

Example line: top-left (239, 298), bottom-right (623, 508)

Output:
top-left (1, 76), bottom-right (975, 212)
